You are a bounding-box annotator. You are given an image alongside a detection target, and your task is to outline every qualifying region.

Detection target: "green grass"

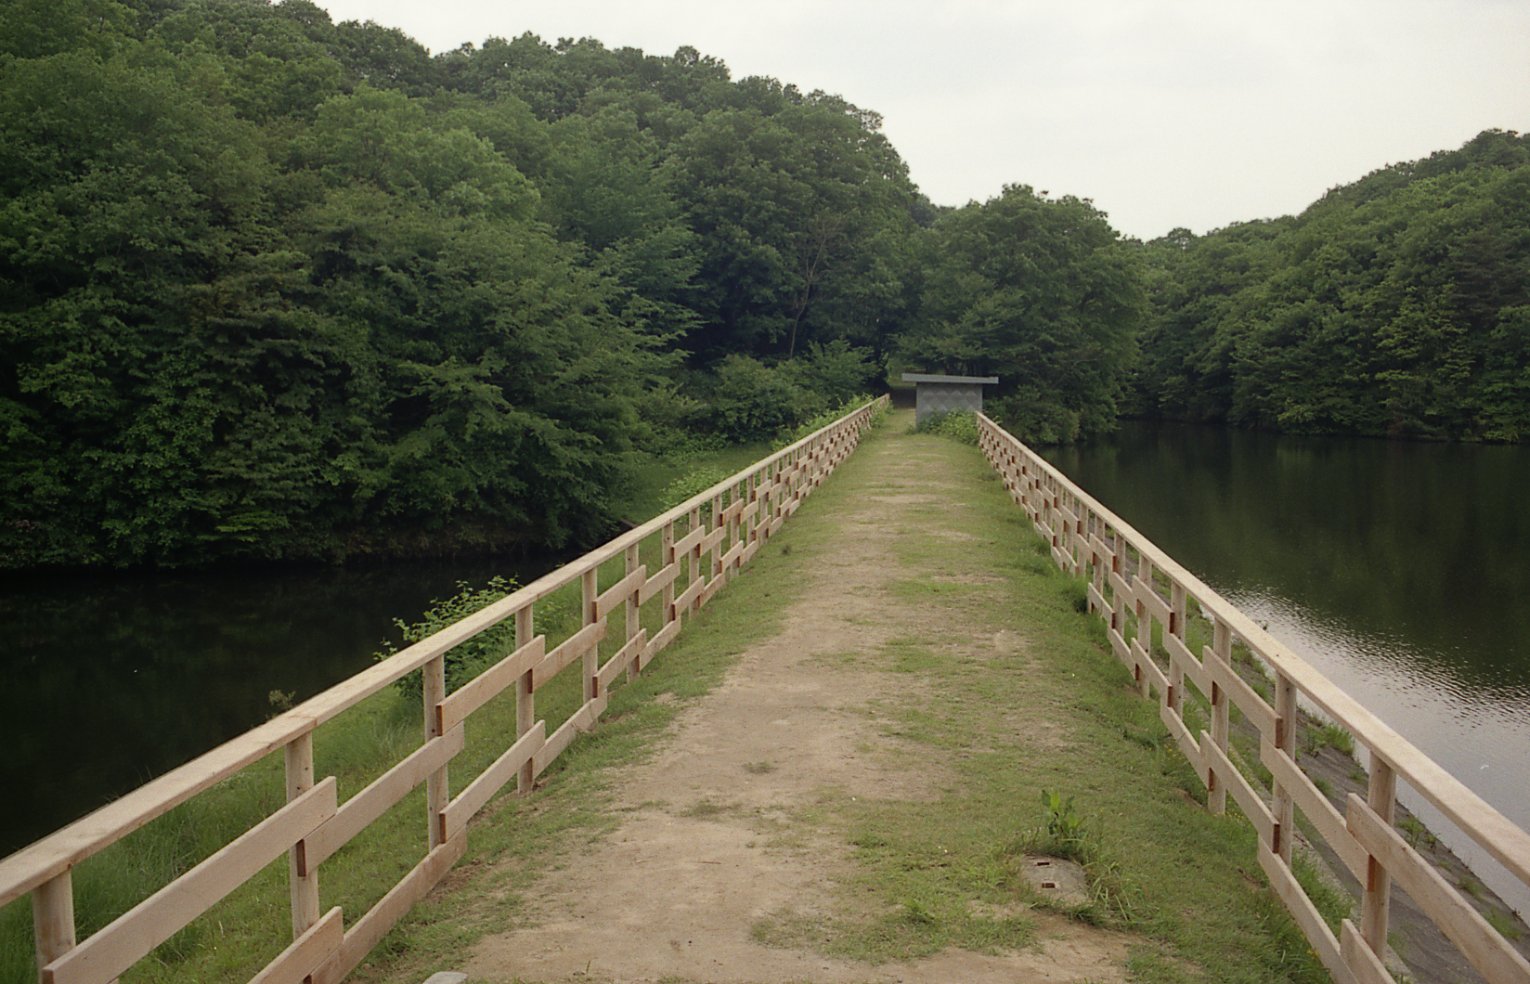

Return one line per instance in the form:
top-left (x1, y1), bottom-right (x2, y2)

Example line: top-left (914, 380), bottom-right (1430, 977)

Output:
top-left (615, 438), bottom-right (775, 526)
top-left (1302, 721), bottom-right (1357, 759)
top-left (1486, 908), bottom-right (1523, 942)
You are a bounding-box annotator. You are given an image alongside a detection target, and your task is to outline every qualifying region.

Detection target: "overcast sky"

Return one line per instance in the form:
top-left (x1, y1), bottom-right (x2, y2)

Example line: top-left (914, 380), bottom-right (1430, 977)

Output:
top-left (313, 0), bottom-right (1530, 241)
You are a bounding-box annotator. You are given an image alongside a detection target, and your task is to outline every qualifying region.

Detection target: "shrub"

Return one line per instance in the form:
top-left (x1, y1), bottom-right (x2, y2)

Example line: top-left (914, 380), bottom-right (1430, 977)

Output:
top-left (377, 577), bottom-right (519, 698)
top-left (704, 355), bottom-right (821, 441)
top-left (661, 464), bottom-right (733, 510)
top-left (913, 410), bottom-right (979, 445)
top-left (988, 393), bottom-right (1085, 445)
top-left (784, 340), bottom-right (878, 406)
top-left (778, 393), bottom-right (876, 446)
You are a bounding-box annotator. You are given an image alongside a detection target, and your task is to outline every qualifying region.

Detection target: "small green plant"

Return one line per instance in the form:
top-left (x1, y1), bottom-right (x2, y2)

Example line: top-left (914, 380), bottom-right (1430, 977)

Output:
top-left (1292, 851), bottom-right (1353, 932)
top-left (901, 898), bottom-right (937, 925)
top-left (376, 577), bottom-right (522, 698)
top-left (660, 464), bottom-right (732, 510)
top-left (1459, 876), bottom-right (1486, 901)
top-left (912, 410), bottom-right (980, 444)
top-left (1312, 775), bottom-right (1334, 798)
top-left (1041, 789), bottom-right (1086, 845)
top-left (1399, 815), bottom-right (1437, 850)
top-left (1485, 908), bottom-right (1524, 941)
top-left (1302, 721), bottom-right (1356, 758)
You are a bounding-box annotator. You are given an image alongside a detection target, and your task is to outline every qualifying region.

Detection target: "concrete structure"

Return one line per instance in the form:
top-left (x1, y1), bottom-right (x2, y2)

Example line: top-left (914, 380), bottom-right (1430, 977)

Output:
top-left (902, 373), bottom-right (999, 425)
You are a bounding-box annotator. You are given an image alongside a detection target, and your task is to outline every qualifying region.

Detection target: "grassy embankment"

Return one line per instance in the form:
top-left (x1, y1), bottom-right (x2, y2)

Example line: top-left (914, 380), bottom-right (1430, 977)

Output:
top-left (3, 411), bottom-right (1336, 983)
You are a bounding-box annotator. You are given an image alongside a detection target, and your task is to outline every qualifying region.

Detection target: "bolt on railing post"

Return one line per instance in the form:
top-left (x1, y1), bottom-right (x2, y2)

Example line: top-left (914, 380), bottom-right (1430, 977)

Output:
top-left (1208, 618), bottom-right (1233, 815)
top-left (515, 604), bottom-right (535, 795)
top-left (1360, 760), bottom-right (1398, 956)
top-left (284, 732), bottom-right (321, 935)
top-left (423, 653), bottom-right (449, 848)
top-left (32, 870), bottom-right (75, 975)
top-left (1272, 671), bottom-right (1298, 862)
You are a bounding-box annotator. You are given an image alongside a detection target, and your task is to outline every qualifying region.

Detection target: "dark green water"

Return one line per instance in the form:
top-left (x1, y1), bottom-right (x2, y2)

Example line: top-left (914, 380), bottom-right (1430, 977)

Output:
top-left (1044, 420), bottom-right (1530, 912)
top-left (0, 555), bottom-right (545, 855)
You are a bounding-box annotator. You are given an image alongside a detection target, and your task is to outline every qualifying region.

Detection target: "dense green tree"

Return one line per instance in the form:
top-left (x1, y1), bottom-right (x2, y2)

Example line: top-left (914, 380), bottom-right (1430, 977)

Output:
top-left (0, 2), bottom-right (924, 570)
top-left (899, 186), bottom-right (1145, 442)
top-left (667, 87), bottom-right (919, 362)
top-left (1134, 131), bottom-right (1530, 441)
top-left (19, 0), bottom-right (1519, 576)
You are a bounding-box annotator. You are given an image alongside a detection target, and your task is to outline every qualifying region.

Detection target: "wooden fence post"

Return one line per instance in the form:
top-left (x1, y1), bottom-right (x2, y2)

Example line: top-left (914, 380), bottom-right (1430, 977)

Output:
top-left (1361, 760), bottom-right (1398, 955)
top-left (689, 506), bottom-right (702, 613)
top-left (1134, 555), bottom-right (1152, 698)
top-left (1208, 618), bottom-right (1232, 815)
top-left (1090, 514), bottom-right (1107, 617)
top-left (423, 653), bottom-right (449, 848)
top-left (1111, 534), bottom-right (1128, 641)
top-left (1272, 672), bottom-right (1298, 862)
top-left (1169, 583), bottom-right (1187, 716)
top-left (662, 521), bottom-right (677, 625)
top-left (284, 732), bottom-right (321, 935)
top-left (32, 871), bottom-right (74, 974)
top-left (711, 492), bottom-right (725, 580)
top-left (624, 544), bottom-right (641, 683)
top-left (724, 484), bottom-right (738, 583)
top-left (581, 569), bottom-right (598, 704)
top-left (516, 605), bottom-right (535, 795)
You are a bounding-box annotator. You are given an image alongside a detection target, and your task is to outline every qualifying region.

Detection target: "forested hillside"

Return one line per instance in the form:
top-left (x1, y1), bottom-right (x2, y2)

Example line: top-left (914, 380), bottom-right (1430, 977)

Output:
top-left (0, 0), bottom-right (942, 568)
top-left (3, 0), bottom-right (1525, 571)
top-left (0, 0), bottom-right (1149, 570)
top-left (1131, 130), bottom-right (1530, 440)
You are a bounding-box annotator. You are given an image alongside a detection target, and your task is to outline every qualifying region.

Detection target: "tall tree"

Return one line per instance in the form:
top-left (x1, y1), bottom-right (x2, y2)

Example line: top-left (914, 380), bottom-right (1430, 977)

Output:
top-left (900, 186), bottom-right (1144, 443)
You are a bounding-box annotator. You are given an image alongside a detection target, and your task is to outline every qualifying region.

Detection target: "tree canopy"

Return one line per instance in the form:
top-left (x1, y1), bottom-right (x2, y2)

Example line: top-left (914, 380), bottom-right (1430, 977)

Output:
top-left (898, 186), bottom-right (1145, 443)
top-left (1130, 130), bottom-right (1530, 441)
top-left (0, 0), bottom-right (931, 568)
top-left (3, 0), bottom-right (1525, 571)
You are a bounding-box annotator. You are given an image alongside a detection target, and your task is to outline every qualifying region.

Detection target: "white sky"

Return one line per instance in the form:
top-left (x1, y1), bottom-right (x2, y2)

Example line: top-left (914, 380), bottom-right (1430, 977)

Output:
top-left (313, 0), bottom-right (1530, 241)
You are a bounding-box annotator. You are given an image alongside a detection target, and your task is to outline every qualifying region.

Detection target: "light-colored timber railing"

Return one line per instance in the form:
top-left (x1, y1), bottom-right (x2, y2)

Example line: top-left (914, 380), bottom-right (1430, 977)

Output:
top-left (978, 413), bottom-right (1530, 984)
top-left (2, 396), bottom-right (887, 984)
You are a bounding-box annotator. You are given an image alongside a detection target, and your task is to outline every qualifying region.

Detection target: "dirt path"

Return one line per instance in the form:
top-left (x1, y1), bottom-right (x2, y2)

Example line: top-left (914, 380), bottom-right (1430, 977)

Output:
top-left (460, 419), bottom-right (1134, 983)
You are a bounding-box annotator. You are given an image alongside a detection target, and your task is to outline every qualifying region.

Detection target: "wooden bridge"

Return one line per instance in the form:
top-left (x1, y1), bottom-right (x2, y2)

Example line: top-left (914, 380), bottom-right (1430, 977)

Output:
top-left (3, 398), bottom-right (1528, 984)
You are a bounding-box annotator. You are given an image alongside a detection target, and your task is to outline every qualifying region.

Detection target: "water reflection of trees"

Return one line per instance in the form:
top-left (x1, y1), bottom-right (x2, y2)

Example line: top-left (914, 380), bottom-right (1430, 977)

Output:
top-left (0, 555), bottom-right (547, 853)
top-left (1046, 423), bottom-right (1530, 694)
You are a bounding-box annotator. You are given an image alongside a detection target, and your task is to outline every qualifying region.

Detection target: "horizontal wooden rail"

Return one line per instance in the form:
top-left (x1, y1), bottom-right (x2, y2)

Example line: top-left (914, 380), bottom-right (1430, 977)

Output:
top-left (4, 396), bottom-right (887, 984)
top-left (977, 413), bottom-right (1530, 984)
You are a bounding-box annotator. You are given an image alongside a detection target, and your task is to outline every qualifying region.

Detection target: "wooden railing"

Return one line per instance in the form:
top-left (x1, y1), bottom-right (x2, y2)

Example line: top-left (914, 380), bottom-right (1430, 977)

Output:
top-left (1, 396), bottom-right (887, 984)
top-left (978, 413), bottom-right (1530, 984)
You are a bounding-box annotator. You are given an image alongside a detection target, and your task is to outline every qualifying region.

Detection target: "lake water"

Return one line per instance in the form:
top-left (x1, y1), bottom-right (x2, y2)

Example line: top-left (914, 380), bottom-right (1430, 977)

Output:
top-left (0, 555), bottom-right (547, 855)
top-left (1043, 420), bottom-right (1530, 915)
